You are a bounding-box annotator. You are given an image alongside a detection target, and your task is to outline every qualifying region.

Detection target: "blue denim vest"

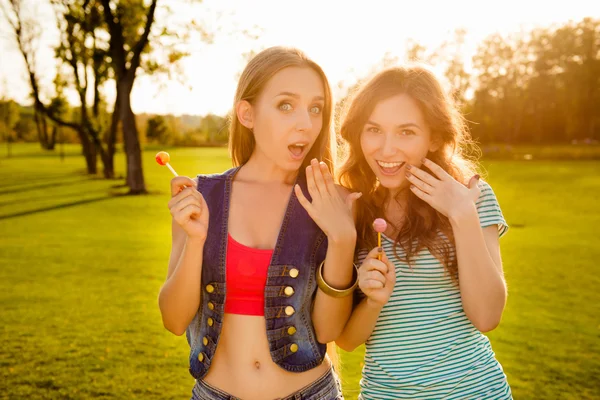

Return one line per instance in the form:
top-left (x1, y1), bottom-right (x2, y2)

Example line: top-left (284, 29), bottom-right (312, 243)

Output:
top-left (185, 167), bottom-right (328, 380)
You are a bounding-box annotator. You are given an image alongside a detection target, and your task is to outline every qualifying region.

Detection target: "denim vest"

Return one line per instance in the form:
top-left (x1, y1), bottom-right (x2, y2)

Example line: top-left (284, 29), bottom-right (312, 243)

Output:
top-left (186, 167), bottom-right (328, 380)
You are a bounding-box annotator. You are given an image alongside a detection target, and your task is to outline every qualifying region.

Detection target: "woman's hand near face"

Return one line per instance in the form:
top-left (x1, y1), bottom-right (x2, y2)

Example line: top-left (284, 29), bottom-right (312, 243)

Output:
top-left (406, 158), bottom-right (480, 221)
top-left (294, 158), bottom-right (362, 244)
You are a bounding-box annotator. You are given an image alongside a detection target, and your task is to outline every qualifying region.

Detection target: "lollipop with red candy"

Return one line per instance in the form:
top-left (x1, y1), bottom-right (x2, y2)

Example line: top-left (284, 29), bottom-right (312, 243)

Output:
top-left (155, 151), bottom-right (178, 177)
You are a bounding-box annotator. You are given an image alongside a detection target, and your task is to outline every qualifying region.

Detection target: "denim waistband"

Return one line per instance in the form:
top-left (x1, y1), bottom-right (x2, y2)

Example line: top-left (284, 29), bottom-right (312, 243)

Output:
top-left (191, 368), bottom-right (343, 400)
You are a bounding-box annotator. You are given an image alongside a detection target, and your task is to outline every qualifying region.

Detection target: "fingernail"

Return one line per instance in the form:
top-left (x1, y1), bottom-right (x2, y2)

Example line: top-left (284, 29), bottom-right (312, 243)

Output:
top-left (422, 158), bottom-right (427, 163)
top-left (410, 185), bottom-right (416, 189)
top-left (474, 174), bottom-right (480, 180)
top-left (406, 171), bottom-right (411, 177)
top-left (357, 192), bottom-right (363, 198)
top-left (406, 164), bottom-right (411, 170)
top-left (377, 247), bottom-right (383, 252)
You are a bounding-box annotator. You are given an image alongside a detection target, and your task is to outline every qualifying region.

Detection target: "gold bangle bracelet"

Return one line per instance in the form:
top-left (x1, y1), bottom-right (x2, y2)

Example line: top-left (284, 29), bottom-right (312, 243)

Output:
top-left (316, 260), bottom-right (358, 298)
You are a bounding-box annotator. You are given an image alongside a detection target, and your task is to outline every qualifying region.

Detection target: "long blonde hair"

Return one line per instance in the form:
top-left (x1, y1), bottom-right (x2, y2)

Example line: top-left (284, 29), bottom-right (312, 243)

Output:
top-left (338, 65), bottom-right (479, 280)
top-left (229, 46), bottom-right (337, 171)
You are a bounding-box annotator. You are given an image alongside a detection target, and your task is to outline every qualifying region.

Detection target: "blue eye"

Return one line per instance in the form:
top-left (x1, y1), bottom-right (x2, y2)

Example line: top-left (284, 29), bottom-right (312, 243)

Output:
top-left (310, 105), bottom-right (322, 114)
top-left (279, 103), bottom-right (292, 111)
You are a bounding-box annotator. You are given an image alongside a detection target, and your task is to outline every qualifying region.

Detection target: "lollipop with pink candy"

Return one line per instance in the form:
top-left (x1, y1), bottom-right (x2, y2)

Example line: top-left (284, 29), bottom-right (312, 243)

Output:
top-left (155, 151), bottom-right (178, 177)
top-left (372, 218), bottom-right (387, 260)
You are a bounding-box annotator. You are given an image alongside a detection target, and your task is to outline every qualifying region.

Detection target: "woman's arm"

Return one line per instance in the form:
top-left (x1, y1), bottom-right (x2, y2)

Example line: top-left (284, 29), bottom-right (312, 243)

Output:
top-left (311, 230), bottom-right (357, 343)
top-left (295, 160), bottom-right (362, 343)
top-left (158, 177), bottom-right (209, 336)
top-left (451, 207), bottom-right (507, 332)
top-left (336, 247), bottom-right (396, 351)
top-left (335, 298), bottom-right (382, 351)
top-left (406, 159), bottom-right (507, 332)
top-left (158, 226), bottom-right (206, 336)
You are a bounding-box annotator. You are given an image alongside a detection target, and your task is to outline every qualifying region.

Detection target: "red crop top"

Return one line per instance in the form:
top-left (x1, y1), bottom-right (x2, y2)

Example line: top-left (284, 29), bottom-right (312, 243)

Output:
top-left (224, 233), bottom-right (273, 316)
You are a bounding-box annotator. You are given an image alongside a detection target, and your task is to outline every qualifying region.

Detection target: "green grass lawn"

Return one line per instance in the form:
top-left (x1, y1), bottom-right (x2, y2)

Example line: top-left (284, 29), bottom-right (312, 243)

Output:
top-left (1, 144), bottom-right (598, 399)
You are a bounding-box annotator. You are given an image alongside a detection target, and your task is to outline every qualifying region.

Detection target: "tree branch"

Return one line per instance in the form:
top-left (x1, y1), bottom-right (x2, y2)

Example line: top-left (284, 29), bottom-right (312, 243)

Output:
top-left (100, 0), bottom-right (126, 76)
top-left (128, 0), bottom-right (157, 79)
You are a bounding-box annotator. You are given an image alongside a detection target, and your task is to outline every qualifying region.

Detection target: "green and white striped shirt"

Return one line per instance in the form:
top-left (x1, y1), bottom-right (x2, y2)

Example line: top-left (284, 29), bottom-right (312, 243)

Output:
top-left (357, 180), bottom-right (512, 400)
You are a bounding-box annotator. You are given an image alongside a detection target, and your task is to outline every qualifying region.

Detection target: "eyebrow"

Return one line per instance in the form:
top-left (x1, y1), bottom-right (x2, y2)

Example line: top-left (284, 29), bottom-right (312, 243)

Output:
top-left (366, 120), bottom-right (422, 130)
top-left (274, 92), bottom-right (324, 101)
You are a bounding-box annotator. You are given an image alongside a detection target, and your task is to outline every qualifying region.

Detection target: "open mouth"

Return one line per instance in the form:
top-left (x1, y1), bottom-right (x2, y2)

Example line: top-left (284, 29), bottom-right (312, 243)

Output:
top-left (376, 160), bottom-right (406, 175)
top-left (288, 143), bottom-right (308, 160)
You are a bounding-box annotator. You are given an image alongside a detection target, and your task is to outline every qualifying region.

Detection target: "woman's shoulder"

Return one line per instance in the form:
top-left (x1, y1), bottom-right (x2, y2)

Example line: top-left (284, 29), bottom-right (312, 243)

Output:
top-left (475, 179), bottom-right (501, 204)
top-left (476, 178), bottom-right (493, 192)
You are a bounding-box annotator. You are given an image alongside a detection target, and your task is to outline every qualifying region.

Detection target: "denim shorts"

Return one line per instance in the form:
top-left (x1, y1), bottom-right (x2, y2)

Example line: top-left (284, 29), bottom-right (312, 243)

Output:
top-left (191, 368), bottom-right (343, 400)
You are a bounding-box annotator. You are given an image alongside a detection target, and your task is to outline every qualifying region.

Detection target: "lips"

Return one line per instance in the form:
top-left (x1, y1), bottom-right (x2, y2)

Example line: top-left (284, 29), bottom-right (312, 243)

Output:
top-left (376, 160), bottom-right (406, 175)
top-left (288, 143), bottom-right (308, 160)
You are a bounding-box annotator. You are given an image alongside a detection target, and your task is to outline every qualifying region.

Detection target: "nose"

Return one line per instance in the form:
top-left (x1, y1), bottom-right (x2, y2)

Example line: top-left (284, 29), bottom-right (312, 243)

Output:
top-left (381, 133), bottom-right (397, 158)
top-left (295, 109), bottom-right (313, 132)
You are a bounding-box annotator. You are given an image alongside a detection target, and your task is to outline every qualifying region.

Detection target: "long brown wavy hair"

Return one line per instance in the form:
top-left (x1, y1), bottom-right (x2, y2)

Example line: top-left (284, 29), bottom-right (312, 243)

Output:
top-left (229, 46), bottom-right (337, 171)
top-left (338, 65), bottom-right (480, 280)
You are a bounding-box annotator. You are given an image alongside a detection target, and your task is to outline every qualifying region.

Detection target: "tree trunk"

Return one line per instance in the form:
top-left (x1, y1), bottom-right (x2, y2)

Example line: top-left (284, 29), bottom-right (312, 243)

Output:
top-left (119, 81), bottom-right (146, 194)
top-left (47, 126), bottom-right (57, 151)
top-left (97, 141), bottom-right (114, 179)
top-left (80, 130), bottom-right (98, 175)
top-left (34, 108), bottom-right (48, 149)
top-left (100, 148), bottom-right (115, 179)
top-left (101, 97), bottom-right (120, 179)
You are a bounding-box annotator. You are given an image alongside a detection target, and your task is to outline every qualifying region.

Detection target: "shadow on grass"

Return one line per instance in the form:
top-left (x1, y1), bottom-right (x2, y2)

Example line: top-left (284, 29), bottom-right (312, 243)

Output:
top-left (0, 194), bottom-right (125, 220)
top-left (0, 172), bottom-right (87, 189)
top-left (0, 187), bottom-right (116, 207)
top-left (1, 176), bottom-right (106, 195)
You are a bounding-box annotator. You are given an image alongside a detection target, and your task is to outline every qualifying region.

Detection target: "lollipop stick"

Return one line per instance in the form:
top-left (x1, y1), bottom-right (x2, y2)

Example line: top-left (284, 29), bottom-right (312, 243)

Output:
top-left (166, 163), bottom-right (178, 177)
top-left (377, 232), bottom-right (382, 260)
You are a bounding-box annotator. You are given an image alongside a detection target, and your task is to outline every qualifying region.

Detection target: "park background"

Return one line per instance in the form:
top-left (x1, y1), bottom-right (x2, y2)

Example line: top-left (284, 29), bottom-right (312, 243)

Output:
top-left (1, 0), bottom-right (599, 399)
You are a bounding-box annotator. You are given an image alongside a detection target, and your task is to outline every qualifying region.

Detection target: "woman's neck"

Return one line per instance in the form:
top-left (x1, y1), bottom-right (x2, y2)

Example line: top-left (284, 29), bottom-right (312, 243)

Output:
top-left (238, 151), bottom-right (298, 185)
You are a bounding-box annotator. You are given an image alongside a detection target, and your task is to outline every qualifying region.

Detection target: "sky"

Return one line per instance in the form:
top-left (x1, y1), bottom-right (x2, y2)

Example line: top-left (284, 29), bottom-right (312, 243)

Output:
top-left (0, 0), bottom-right (597, 117)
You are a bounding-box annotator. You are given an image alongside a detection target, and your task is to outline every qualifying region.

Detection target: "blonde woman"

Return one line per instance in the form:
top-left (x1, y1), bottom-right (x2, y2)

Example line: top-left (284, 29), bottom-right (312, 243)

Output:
top-left (159, 47), bottom-right (361, 400)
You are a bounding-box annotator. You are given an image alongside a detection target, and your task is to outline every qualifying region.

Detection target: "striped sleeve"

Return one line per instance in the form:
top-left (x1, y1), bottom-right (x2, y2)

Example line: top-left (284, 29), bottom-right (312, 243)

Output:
top-left (476, 180), bottom-right (508, 237)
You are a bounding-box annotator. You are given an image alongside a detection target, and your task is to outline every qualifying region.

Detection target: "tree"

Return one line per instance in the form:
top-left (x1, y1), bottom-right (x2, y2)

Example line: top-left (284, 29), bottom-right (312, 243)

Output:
top-left (100, 0), bottom-right (157, 193)
top-left (1, 0), bottom-right (99, 172)
top-left (51, 0), bottom-right (119, 178)
top-left (0, 99), bottom-right (20, 157)
top-left (470, 18), bottom-right (600, 144)
top-left (146, 115), bottom-right (169, 144)
top-left (13, 115), bottom-right (36, 141)
top-left (100, 0), bottom-right (259, 193)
